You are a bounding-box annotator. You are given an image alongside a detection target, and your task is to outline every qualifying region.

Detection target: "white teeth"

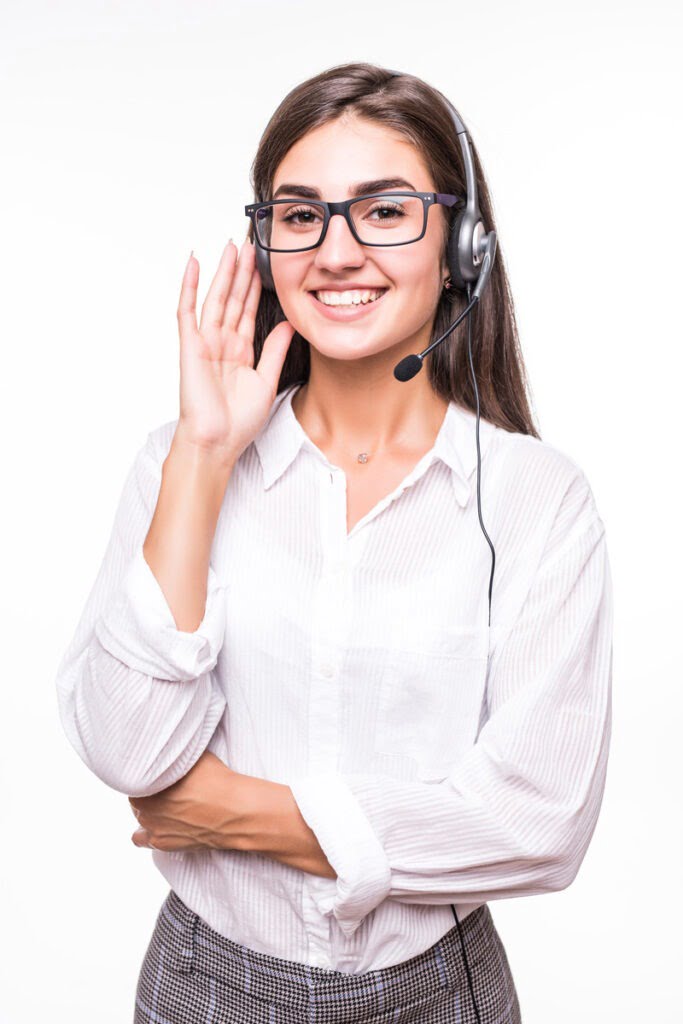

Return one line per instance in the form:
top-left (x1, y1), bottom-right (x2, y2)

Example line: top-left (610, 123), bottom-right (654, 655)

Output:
top-left (314, 289), bottom-right (385, 306)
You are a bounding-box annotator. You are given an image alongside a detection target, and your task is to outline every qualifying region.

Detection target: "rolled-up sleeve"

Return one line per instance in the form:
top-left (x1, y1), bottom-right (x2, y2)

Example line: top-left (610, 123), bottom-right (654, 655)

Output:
top-left (55, 429), bottom-right (229, 797)
top-left (288, 477), bottom-right (613, 940)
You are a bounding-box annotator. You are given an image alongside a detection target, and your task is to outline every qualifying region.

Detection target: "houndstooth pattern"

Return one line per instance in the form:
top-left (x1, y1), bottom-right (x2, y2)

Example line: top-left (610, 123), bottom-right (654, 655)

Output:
top-left (133, 889), bottom-right (522, 1023)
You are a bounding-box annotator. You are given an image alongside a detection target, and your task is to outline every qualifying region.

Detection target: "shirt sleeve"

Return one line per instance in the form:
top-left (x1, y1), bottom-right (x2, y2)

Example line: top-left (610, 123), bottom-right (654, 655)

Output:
top-left (288, 473), bottom-right (614, 940)
top-left (54, 428), bottom-right (229, 798)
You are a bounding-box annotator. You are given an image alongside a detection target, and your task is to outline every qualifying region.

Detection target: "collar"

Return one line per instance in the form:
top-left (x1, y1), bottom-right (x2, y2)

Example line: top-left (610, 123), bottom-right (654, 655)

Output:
top-left (253, 383), bottom-right (496, 508)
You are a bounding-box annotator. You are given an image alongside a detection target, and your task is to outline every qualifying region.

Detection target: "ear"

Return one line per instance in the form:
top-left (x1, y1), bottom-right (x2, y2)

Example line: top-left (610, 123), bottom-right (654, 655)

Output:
top-left (440, 235), bottom-right (451, 281)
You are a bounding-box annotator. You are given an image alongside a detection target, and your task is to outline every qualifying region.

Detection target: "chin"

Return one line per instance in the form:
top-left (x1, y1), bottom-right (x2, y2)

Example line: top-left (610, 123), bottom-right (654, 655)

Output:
top-left (308, 333), bottom-right (410, 364)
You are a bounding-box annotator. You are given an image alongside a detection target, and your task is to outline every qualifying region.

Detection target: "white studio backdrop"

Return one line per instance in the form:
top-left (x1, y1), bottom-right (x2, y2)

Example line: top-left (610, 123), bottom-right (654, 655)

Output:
top-left (0, 1), bottom-right (680, 1021)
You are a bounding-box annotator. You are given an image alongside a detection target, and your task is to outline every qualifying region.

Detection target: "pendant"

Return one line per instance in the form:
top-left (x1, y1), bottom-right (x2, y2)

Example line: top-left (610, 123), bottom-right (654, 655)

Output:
top-left (357, 452), bottom-right (369, 463)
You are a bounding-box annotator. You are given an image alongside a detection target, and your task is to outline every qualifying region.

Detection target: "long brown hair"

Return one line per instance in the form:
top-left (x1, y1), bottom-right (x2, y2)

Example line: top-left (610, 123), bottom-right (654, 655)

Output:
top-left (247, 62), bottom-right (540, 438)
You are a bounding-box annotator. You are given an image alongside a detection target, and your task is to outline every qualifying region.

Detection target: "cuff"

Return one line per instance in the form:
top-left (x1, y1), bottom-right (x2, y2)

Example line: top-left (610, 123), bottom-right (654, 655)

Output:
top-left (288, 772), bottom-right (392, 939)
top-left (94, 546), bottom-right (227, 681)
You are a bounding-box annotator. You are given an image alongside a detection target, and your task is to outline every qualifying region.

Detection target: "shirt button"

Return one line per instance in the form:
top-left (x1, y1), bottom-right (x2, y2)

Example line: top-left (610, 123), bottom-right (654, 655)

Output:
top-left (310, 952), bottom-right (329, 968)
top-left (319, 663), bottom-right (335, 678)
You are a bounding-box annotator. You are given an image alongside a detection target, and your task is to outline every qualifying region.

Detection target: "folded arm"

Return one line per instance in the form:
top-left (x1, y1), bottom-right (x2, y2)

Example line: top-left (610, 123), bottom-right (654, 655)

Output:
top-left (288, 477), bottom-right (614, 939)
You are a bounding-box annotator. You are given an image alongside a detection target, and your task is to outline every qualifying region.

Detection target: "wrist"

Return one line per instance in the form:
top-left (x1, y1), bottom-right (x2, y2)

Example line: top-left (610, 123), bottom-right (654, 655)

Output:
top-left (172, 423), bottom-right (241, 470)
top-left (235, 776), bottom-right (337, 879)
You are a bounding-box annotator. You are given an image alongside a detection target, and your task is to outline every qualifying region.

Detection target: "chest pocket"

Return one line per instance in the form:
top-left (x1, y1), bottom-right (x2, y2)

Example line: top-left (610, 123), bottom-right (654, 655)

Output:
top-left (373, 624), bottom-right (490, 777)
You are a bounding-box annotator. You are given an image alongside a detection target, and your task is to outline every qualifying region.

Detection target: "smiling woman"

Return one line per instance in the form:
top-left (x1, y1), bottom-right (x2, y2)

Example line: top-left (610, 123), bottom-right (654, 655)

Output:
top-left (55, 60), bottom-right (612, 1024)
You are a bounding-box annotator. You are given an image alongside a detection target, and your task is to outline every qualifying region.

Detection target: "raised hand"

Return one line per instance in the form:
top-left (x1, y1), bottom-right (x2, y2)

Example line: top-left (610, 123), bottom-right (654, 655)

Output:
top-left (175, 236), bottom-right (295, 460)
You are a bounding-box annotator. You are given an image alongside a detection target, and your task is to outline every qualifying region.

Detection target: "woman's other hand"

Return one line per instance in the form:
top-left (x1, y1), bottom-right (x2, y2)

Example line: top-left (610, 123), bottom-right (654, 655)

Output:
top-left (129, 751), bottom-right (244, 852)
top-left (128, 752), bottom-right (337, 878)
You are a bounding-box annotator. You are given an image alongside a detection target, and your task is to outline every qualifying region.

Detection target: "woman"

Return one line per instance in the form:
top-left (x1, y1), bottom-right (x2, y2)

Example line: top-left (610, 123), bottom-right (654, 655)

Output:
top-left (55, 62), bottom-right (613, 1023)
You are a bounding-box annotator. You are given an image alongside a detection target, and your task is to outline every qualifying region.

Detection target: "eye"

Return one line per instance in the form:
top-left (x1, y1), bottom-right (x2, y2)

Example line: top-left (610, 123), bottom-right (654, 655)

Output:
top-left (280, 204), bottom-right (324, 226)
top-left (366, 201), bottom-right (406, 221)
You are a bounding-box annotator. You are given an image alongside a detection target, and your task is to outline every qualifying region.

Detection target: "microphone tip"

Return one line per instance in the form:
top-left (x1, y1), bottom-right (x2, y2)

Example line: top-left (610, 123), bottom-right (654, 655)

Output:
top-left (393, 354), bottom-right (423, 382)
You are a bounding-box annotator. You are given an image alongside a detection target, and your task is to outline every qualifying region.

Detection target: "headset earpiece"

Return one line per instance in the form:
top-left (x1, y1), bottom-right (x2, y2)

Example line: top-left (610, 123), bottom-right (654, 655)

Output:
top-left (448, 207), bottom-right (488, 293)
top-left (447, 210), bottom-right (468, 291)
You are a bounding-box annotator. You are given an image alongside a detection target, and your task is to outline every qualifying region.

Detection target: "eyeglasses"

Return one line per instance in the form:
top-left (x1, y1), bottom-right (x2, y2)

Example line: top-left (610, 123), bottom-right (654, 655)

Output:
top-left (244, 191), bottom-right (462, 253)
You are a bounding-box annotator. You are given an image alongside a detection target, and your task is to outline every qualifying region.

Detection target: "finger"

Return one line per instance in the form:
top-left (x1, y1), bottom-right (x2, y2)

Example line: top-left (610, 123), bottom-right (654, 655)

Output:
top-left (255, 320), bottom-right (297, 394)
top-left (222, 238), bottom-right (257, 334)
top-left (199, 241), bottom-right (238, 332)
top-left (132, 829), bottom-right (152, 848)
top-left (235, 264), bottom-right (262, 344)
top-left (177, 251), bottom-right (200, 341)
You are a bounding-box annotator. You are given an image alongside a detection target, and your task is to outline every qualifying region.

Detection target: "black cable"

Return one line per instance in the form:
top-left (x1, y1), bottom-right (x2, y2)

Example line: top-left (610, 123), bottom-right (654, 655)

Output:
top-left (466, 281), bottom-right (496, 629)
top-left (448, 278), bottom-right (498, 1024)
top-left (451, 902), bottom-right (481, 1024)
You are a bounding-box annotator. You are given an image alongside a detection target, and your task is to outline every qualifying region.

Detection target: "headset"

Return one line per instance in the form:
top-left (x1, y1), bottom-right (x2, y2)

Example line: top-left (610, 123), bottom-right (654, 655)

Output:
top-left (248, 75), bottom-right (497, 1024)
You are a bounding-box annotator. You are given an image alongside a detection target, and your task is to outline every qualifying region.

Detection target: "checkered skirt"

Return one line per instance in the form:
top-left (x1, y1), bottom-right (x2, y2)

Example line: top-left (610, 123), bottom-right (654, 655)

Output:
top-left (133, 889), bottom-right (521, 1023)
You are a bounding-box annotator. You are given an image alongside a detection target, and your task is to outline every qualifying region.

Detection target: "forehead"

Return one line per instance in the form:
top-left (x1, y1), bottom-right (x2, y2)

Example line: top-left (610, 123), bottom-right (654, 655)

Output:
top-left (272, 114), bottom-right (435, 197)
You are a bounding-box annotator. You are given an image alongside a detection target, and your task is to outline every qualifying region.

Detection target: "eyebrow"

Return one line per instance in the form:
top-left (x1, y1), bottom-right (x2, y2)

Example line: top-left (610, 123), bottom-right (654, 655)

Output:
top-left (271, 177), bottom-right (418, 200)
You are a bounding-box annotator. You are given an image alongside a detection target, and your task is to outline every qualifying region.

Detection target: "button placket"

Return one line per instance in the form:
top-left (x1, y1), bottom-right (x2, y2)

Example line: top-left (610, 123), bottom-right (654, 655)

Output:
top-left (301, 880), bottom-right (333, 966)
top-left (300, 466), bottom-right (352, 962)
top-left (307, 467), bottom-right (350, 774)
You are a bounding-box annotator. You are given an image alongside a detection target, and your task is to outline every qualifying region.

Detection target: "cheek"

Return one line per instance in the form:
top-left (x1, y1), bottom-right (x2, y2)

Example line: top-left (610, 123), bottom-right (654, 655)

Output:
top-left (394, 255), bottom-right (442, 303)
top-left (271, 251), bottom-right (309, 279)
top-left (270, 256), bottom-right (310, 312)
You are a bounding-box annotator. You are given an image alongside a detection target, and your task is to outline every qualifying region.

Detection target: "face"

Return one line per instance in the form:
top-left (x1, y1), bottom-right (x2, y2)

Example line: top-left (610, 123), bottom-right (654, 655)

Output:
top-left (268, 113), bottom-right (450, 365)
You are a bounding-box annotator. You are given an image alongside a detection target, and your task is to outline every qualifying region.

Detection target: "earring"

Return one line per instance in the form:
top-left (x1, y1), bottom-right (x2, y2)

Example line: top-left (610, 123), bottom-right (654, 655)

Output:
top-left (443, 276), bottom-right (454, 291)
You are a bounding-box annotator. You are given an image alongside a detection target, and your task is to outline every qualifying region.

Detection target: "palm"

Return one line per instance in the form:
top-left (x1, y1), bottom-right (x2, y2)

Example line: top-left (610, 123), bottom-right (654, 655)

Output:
top-left (177, 238), bottom-right (295, 456)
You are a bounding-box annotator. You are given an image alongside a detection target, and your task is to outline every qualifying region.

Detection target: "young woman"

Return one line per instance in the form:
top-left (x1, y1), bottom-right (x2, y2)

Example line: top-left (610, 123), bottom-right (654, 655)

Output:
top-left (56, 62), bottom-right (613, 1023)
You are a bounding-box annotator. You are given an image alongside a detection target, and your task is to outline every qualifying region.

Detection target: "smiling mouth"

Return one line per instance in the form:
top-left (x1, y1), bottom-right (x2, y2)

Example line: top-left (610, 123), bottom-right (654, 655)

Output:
top-left (308, 289), bottom-right (389, 317)
top-left (312, 288), bottom-right (387, 305)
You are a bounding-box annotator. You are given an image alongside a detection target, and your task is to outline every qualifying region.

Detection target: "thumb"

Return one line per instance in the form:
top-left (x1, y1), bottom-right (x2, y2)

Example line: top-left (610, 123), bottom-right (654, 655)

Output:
top-left (255, 320), bottom-right (297, 392)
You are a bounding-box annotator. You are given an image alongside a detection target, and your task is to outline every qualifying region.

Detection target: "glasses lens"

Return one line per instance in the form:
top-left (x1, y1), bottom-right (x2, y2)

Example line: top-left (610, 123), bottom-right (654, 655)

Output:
top-left (254, 201), bottom-right (326, 251)
top-left (350, 193), bottom-right (424, 244)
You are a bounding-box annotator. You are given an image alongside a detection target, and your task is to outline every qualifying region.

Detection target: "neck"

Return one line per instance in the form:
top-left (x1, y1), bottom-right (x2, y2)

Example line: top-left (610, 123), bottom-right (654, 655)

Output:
top-left (290, 359), bottom-right (448, 457)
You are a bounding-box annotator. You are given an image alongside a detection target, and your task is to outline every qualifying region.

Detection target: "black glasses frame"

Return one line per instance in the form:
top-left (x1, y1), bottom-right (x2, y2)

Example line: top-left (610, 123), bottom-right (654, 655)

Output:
top-left (244, 191), bottom-right (463, 253)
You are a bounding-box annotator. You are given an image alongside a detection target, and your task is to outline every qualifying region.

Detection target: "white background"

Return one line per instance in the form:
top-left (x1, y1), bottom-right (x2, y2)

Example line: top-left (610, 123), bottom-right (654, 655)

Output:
top-left (1, 1), bottom-right (681, 1021)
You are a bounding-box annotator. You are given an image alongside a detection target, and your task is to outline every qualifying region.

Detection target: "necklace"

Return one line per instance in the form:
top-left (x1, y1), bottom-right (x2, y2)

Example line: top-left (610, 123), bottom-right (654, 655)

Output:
top-left (350, 445), bottom-right (400, 464)
top-left (325, 433), bottom-right (413, 465)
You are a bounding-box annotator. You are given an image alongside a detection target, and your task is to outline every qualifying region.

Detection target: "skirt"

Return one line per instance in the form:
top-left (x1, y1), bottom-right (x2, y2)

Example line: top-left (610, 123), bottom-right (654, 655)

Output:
top-left (134, 889), bottom-right (522, 1023)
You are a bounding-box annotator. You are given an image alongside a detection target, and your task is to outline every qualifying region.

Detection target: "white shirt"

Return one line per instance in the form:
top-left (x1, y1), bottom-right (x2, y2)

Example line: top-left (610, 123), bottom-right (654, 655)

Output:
top-left (55, 382), bottom-right (613, 973)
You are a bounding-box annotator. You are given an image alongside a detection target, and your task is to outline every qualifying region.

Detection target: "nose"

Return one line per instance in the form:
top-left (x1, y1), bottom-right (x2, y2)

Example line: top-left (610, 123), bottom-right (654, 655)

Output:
top-left (313, 211), bottom-right (366, 274)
